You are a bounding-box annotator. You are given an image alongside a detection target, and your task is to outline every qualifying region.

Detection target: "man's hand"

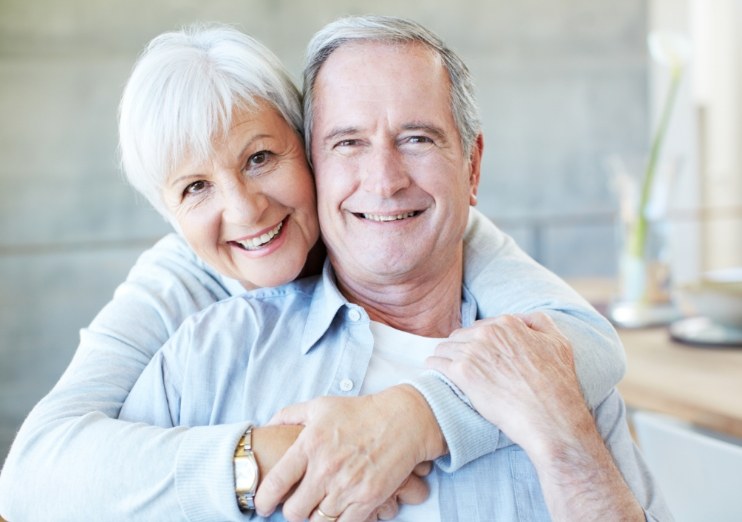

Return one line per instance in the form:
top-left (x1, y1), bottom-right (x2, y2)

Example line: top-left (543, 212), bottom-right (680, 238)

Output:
top-left (254, 385), bottom-right (444, 522)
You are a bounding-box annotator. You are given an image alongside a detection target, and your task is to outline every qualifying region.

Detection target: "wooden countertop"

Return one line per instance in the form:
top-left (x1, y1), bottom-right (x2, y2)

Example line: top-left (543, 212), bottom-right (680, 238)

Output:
top-left (570, 279), bottom-right (742, 439)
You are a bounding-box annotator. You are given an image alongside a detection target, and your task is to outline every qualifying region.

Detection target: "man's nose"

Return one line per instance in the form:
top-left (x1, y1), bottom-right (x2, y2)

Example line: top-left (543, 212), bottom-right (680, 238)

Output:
top-left (360, 146), bottom-right (411, 197)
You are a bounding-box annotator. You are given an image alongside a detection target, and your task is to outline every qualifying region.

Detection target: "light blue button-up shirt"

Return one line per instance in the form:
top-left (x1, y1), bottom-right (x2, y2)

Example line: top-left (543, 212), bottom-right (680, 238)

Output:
top-left (121, 261), bottom-right (670, 521)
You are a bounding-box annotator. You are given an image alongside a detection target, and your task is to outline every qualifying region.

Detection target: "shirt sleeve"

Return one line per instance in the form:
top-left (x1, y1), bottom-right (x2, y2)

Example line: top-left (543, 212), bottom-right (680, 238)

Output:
top-left (0, 234), bottom-right (247, 521)
top-left (119, 347), bottom-right (182, 429)
top-left (409, 207), bottom-right (627, 472)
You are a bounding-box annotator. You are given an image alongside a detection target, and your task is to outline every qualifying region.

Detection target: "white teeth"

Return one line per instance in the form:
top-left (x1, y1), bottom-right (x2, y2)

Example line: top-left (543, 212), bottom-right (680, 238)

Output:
top-left (236, 221), bottom-right (283, 250)
top-left (362, 212), bottom-right (416, 222)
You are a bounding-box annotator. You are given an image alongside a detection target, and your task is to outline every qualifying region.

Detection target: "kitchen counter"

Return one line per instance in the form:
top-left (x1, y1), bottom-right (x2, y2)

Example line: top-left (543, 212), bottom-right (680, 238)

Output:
top-left (570, 279), bottom-right (742, 440)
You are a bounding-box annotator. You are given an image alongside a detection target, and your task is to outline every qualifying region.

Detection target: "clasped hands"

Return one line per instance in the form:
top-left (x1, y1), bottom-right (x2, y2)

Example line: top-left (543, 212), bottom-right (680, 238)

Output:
top-left (255, 313), bottom-right (579, 522)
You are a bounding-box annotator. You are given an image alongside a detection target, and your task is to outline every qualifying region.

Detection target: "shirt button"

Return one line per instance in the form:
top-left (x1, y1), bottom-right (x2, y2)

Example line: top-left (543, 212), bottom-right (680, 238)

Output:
top-left (339, 378), bottom-right (354, 392)
top-left (348, 308), bottom-right (362, 322)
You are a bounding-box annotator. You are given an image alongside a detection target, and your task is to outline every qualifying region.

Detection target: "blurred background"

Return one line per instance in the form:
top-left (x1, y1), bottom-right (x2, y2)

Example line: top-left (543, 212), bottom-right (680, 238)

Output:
top-left (1, 0), bottom-right (740, 477)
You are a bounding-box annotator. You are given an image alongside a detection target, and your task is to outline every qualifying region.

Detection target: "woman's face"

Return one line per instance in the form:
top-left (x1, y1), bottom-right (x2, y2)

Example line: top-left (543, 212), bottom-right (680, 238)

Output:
top-left (163, 101), bottom-right (319, 289)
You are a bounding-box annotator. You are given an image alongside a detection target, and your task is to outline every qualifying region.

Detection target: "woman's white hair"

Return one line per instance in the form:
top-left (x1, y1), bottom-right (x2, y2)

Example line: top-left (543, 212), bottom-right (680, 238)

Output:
top-left (302, 15), bottom-right (481, 165)
top-left (119, 23), bottom-right (303, 218)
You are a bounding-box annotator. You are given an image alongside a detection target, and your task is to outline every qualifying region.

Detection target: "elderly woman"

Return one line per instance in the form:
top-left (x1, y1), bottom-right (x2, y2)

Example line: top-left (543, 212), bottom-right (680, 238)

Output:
top-left (0, 23), bottom-right (626, 521)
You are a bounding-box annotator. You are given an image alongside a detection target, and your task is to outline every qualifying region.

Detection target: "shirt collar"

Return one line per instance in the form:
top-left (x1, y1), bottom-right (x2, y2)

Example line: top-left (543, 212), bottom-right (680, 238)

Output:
top-left (300, 259), bottom-right (349, 354)
top-left (460, 284), bottom-right (478, 327)
top-left (300, 259), bottom-right (479, 354)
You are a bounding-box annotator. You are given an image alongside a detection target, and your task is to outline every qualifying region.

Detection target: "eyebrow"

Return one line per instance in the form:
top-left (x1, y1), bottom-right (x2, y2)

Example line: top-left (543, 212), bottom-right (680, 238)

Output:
top-left (321, 126), bottom-right (360, 144)
top-left (401, 122), bottom-right (448, 143)
top-left (167, 172), bottom-right (202, 190)
top-left (237, 133), bottom-right (271, 159)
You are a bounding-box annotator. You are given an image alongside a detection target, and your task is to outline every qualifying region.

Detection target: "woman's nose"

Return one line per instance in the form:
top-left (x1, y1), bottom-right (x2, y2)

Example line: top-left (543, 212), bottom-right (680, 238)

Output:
top-left (221, 177), bottom-right (269, 224)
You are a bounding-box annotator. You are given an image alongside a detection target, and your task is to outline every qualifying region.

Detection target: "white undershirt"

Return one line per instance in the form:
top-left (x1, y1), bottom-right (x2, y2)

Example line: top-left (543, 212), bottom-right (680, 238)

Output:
top-left (361, 321), bottom-right (444, 522)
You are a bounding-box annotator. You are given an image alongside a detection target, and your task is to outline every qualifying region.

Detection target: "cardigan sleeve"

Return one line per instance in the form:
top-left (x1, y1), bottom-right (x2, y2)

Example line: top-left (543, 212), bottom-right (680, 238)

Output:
top-left (0, 234), bottom-right (248, 521)
top-left (408, 207), bottom-right (626, 472)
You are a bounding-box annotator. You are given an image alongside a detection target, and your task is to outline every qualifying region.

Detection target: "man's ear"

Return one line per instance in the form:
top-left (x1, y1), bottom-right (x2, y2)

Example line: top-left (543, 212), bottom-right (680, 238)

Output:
top-left (468, 133), bottom-right (484, 206)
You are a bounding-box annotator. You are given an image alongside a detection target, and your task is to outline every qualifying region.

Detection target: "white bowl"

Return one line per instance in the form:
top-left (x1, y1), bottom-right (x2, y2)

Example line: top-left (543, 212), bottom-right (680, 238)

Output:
top-left (675, 268), bottom-right (742, 328)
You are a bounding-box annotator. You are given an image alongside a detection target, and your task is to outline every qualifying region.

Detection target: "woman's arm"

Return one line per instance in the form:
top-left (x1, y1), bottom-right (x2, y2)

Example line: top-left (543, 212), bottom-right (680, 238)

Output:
top-left (253, 209), bottom-right (628, 519)
top-left (0, 234), bottom-right (237, 521)
top-left (115, 304), bottom-right (429, 522)
top-left (0, 210), bottom-right (626, 520)
top-left (462, 207), bottom-right (625, 405)
top-left (0, 233), bottom-right (436, 521)
top-left (427, 313), bottom-right (669, 521)
top-left (398, 208), bottom-right (627, 474)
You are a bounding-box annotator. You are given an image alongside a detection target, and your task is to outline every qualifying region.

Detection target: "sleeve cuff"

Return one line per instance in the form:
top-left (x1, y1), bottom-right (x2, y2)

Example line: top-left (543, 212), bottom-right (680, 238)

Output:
top-left (176, 423), bottom-right (253, 521)
top-left (407, 371), bottom-right (500, 472)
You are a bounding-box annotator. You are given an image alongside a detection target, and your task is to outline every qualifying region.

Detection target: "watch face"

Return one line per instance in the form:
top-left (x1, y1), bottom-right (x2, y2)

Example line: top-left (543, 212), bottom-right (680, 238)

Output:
top-left (234, 454), bottom-right (258, 493)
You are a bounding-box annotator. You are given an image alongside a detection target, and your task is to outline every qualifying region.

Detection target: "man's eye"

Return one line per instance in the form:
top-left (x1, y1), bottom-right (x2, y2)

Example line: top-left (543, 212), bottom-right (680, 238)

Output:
top-left (407, 136), bottom-right (433, 145)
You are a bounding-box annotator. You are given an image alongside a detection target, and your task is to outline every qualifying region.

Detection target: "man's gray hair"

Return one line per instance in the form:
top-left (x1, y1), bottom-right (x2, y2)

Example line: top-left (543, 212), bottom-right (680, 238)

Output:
top-left (302, 15), bottom-right (481, 163)
top-left (119, 23), bottom-right (303, 218)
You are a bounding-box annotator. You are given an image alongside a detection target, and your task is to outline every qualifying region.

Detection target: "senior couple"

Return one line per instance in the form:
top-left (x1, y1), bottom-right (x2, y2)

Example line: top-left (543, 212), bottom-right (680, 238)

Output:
top-left (0, 15), bottom-right (670, 522)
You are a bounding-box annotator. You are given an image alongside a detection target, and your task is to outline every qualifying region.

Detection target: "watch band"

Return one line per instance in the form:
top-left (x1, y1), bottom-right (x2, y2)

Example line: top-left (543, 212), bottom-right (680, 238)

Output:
top-left (234, 425), bottom-right (258, 513)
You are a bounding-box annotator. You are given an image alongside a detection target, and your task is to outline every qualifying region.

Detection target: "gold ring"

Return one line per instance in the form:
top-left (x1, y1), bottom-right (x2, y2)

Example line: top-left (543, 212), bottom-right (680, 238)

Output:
top-left (316, 507), bottom-right (340, 521)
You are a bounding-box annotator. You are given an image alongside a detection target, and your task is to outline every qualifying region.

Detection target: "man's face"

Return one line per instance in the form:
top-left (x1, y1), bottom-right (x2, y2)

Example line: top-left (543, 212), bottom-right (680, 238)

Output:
top-left (310, 41), bottom-right (482, 286)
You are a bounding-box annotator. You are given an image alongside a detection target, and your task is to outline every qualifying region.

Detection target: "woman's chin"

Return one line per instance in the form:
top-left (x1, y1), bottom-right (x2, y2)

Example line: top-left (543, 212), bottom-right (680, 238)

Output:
top-left (236, 262), bottom-right (306, 291)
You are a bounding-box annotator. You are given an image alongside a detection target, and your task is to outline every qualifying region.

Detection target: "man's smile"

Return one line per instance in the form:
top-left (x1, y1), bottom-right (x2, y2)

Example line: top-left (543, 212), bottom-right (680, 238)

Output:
top-left (354, 211), bottom-right (423, 222)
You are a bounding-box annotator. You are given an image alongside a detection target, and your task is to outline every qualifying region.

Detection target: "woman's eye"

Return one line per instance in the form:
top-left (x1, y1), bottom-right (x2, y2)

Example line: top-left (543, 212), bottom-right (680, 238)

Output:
top-left (183, 180), bottom-right (207, 196)
top-left (247, 150), bottom-right (272, 168)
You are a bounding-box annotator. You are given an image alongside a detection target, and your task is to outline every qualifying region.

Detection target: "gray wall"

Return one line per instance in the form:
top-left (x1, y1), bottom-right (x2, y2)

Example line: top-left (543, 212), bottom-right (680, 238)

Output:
top-left (0, 0), bottom-right (647, 463)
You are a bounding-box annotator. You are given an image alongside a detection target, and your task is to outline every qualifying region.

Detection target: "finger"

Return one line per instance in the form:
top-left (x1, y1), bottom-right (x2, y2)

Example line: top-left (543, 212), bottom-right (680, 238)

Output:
top-left (254, 443), bottom-right (308, 516)
top-left (336, 503), bottom-right (375, 522)
top-left (311, 506), bottom-right (343, 522)
top-left (279, 467), bottom-right (328, 522)
top-left (395, 474), bottom-right (429, 506)
top-left (374, 497), bottom-right (399, 521)
top-left (519, 311), bottom-right (557, 333)
top-left (431, 338), bottom-right (468, 358)
top-left (413, 461), bottom-right (433, 477)
top-left (267, 401), bottom-right (311, 426)
top-left (425, 354), bottom-right (452, 374)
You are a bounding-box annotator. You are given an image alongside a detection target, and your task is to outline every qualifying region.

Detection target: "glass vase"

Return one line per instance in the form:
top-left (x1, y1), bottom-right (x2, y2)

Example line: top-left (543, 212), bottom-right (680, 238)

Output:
top-left (607, 156), bottom-right (680, 328)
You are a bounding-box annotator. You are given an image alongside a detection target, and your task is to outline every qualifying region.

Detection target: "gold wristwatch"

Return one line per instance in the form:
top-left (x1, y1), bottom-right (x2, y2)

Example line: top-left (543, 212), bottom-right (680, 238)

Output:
top-left (233, 425), bottom-right (259, 513)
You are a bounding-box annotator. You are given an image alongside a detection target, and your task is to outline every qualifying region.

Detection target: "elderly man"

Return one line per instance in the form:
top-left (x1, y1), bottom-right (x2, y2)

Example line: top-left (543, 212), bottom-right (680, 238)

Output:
top-left (118, 15), bottom-right (669, 522)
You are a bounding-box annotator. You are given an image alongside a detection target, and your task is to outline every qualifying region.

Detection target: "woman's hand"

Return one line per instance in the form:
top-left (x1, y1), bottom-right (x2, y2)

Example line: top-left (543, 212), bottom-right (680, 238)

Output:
top-left (426, 313), bottom-right (585, 457)
top-left (254, 385), bottom-right (444, 522)
top-left (426, 314), bottom-right (645, 521)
